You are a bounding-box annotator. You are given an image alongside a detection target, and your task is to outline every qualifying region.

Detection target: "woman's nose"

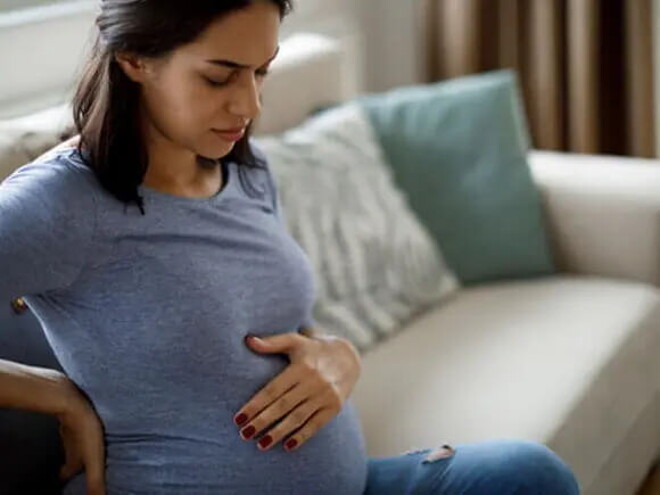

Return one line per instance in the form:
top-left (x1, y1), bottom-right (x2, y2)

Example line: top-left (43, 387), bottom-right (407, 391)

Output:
top-left (227, 74), bottom-right (262, 120)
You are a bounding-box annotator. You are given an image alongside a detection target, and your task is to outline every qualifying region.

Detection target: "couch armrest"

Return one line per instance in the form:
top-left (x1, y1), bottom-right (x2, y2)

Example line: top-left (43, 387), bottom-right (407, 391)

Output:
top-left (529, 151), bottom-right (660, 286)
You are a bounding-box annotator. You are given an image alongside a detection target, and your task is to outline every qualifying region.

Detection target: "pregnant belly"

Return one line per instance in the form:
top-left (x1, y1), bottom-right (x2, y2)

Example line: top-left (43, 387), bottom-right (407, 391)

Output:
top-left (63, 401), bottom-right (368, 495)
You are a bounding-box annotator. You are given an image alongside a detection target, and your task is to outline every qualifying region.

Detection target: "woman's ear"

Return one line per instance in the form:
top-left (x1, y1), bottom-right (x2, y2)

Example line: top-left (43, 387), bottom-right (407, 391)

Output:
top-left (114, 52), bottom-right (149, 83)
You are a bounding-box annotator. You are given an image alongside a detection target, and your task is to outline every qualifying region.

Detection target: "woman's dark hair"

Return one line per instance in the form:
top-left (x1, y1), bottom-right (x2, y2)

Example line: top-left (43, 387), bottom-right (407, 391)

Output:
top-left (72, 0), bottom-right (292, 214)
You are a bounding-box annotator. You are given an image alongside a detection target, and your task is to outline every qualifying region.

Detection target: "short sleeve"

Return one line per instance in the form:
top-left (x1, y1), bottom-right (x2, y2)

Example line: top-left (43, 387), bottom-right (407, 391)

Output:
top-left (0, 155), bottom-right (97, 301)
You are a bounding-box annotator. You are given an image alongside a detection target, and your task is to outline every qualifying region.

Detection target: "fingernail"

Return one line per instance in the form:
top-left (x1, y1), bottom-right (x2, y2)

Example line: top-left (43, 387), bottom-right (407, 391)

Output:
top-left (258, 435), bottom-right (273, 449)
top-left (285, 438), bottom-right (298, 451)
top-left (234, 413), bottom-right (248, 426)
top-left (241, 425), bottom-right (256, 440)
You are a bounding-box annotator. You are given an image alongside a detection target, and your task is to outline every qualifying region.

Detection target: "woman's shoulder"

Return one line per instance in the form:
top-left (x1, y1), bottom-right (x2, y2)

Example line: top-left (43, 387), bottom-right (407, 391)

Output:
top-left (4, 142), bottom-right (95, 189)
top-left (1, 145), bottom-right (99, 217)
top-left (0, 141), bottom-right (100, 299)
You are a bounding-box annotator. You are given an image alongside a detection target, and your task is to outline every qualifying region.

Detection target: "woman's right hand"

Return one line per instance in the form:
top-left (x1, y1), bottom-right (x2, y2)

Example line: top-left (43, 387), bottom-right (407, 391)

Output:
top-left (55, 378), bottom-right (106, 495)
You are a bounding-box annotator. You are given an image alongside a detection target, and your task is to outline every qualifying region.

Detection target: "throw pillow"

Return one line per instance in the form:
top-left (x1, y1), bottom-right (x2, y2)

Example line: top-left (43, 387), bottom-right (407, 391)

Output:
top-left (359, 70), bottom-right (556, 284)
top-left (255, 104), bottom-right (459, 352)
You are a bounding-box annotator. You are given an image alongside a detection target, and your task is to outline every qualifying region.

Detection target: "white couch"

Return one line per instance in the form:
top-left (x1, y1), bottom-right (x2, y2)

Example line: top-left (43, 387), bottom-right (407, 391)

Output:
top-left (353, 151), bottom-right (660, 495)
top-left (2, 34), bottom-right (660, 495)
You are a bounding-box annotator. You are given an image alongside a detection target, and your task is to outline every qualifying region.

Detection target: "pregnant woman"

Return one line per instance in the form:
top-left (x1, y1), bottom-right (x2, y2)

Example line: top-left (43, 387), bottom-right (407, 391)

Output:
top-left (0, 1), bottom-right (580, 494)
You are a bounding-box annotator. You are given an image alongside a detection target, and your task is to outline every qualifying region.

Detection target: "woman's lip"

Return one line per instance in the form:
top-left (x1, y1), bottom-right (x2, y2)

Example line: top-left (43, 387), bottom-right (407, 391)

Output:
top-left (212, 128), bottom-right (245, 142)
top-left (215, 127), bottom-right (245, 133)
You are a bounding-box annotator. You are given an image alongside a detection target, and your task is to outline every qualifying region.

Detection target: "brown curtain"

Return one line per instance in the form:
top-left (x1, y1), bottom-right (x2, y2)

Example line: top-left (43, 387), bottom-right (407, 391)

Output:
top-left (424, 0), bottom-right (656, 158)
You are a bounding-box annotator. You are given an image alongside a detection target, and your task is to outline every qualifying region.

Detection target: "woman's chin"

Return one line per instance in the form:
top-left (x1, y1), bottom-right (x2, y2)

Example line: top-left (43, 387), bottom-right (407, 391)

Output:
top-left (197, 142), bottom-right (235, 161)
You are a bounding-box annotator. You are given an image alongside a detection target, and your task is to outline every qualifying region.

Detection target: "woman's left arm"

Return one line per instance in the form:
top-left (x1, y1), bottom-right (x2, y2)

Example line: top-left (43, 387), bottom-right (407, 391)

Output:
top-left (233, 330), bottom-right (361, 452)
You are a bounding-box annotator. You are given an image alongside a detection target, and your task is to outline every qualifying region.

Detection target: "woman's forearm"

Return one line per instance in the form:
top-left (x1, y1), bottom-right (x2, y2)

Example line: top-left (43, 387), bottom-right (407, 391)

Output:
top-left (0, 359), bottom-right (73, 416)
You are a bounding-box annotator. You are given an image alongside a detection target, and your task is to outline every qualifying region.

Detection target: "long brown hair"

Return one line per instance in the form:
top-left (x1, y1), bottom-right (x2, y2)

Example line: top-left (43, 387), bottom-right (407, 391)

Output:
top-left (72, 0), bottom-right (292, 215)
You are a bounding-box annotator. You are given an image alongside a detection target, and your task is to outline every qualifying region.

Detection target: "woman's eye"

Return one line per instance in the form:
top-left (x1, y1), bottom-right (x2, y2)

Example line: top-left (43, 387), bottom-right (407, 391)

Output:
top-left (204, 77), bottom-right (230, 88)
top-left (204, 69), bottom-right (268, 87)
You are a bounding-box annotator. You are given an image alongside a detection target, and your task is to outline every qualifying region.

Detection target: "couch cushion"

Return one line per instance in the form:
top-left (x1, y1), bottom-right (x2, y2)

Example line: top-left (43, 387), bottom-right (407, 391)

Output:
top-left (0, 104), bottom-right (71, 182)
top-left (359, 71), bottom-right (556, 285)
top-left (256, 104), bottom-right (459, 352)
top-left (351, 276), bottom-right (660, 494)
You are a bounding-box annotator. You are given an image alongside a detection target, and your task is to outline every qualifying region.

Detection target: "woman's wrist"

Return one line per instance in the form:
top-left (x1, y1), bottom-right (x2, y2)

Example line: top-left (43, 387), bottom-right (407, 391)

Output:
top-left (39, 369), bottom-right (77, 417)
top-left (298, 329), bottom-right (361, 377)
top-left (44, 370), bottom-right (91, 420)
top-left (56, 377), bottom-right (92, 421)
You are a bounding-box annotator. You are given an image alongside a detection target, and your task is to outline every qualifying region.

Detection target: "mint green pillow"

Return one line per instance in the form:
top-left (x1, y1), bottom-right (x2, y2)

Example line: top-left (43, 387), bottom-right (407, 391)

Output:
top-left (359, 70), bottom-right (556, 285)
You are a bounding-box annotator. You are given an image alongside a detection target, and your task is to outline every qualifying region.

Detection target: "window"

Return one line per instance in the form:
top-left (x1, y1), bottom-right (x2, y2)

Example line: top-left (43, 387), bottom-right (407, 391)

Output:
top-left (0, 0), bottom-right (75, 12)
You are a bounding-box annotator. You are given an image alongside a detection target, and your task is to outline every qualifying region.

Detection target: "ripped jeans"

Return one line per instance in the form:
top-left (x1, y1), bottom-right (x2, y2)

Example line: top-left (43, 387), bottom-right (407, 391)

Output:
top-left (364, 439), bottom-right (580, 495)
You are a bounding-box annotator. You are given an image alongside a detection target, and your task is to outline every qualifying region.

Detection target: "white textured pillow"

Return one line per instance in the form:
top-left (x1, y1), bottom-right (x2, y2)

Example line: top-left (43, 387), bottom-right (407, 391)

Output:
top-left (255, 104), bottom-right (459, 352)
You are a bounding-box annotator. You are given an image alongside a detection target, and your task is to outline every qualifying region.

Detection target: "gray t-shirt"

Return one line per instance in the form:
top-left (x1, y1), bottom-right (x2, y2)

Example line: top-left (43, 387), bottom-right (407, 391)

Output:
top-left (0, 145), bottom-right (368, 494)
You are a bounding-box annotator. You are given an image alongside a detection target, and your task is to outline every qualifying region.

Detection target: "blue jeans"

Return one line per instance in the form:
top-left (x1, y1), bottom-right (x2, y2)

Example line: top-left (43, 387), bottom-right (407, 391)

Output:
top-left (364, 439), bottom-right (580, 495)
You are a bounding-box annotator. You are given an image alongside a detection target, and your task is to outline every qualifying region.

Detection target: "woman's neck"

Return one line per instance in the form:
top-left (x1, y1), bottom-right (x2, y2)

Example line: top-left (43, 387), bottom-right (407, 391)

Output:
top-left (141, 121), bottom-right (223, 198)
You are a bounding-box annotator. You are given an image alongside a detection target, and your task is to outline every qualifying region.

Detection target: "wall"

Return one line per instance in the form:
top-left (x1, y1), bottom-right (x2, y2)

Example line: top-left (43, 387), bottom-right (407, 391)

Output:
top-left (282, 0), bottom-right (365, 97)
top-left (0, 0), bottom-right (71, 10)
top-left (358, 0), bottom-right (426, 93)
top-left (286, 0), bottom-right (426, 94)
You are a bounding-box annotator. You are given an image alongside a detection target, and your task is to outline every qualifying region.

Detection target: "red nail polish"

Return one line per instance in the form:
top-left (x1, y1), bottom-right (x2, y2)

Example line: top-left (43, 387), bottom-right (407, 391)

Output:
top-left (258, 435), bottom-right (273, 449)
top-left (234, 413), bottom-right (248, 426)
top-left (285, 438), bottom-right (298, 451)
top-left (241, 425), bottom-right (256, 440)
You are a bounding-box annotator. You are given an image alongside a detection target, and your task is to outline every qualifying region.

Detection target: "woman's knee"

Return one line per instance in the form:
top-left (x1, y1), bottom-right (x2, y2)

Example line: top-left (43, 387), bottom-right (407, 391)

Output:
top-left (481, 439), bottom-right (580, 495)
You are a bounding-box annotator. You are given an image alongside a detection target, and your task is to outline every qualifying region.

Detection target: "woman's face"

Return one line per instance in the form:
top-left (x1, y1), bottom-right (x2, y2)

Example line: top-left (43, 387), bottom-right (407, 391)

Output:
top-left (118, 2), bottom-right (281, 160)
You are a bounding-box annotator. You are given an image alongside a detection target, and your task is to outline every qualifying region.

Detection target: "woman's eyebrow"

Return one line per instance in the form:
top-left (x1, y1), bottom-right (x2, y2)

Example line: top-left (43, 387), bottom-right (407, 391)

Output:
top-left (205, 45), bottom-right (280, 69)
